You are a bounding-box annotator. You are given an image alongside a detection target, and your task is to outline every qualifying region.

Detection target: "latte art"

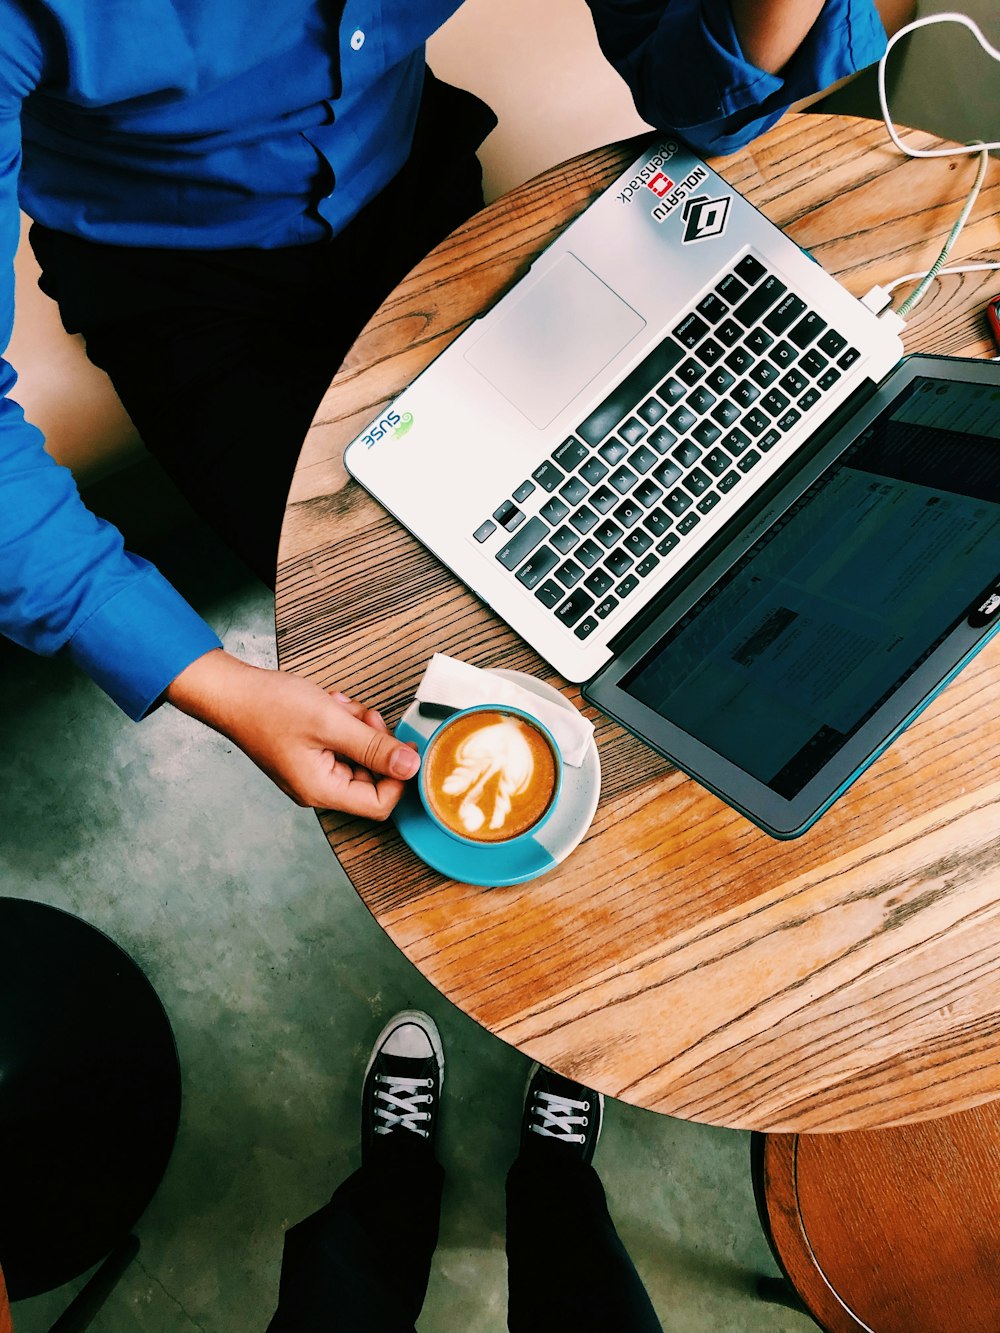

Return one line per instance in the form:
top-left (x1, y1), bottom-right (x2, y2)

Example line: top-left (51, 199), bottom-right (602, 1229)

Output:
top-left (422, 710), bottom-right (559, 843)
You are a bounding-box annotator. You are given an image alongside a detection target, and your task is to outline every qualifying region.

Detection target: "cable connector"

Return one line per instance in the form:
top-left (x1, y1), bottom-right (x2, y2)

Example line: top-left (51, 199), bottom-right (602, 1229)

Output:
top-left (861, 284), bottom-right (893, 315)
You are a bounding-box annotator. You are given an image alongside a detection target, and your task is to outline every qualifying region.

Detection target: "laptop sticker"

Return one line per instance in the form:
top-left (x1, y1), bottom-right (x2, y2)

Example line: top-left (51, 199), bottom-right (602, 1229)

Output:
top-left (681, 194), bottom-right (733, 243)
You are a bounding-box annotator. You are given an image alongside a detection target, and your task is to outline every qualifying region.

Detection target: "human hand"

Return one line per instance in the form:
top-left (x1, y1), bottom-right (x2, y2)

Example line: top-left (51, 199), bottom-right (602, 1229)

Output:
top-left (165, 650), bottom-right (419, 817)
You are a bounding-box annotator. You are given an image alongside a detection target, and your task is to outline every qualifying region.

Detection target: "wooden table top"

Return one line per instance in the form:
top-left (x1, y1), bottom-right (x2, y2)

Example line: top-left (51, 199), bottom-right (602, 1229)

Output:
top-left (276, 114), bottom-right (1000, 1133)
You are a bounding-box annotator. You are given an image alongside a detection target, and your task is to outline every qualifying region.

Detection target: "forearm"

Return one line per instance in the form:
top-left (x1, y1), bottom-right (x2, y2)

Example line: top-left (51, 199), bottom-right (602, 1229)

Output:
top-left (729, 0), bottom-right (827, 74)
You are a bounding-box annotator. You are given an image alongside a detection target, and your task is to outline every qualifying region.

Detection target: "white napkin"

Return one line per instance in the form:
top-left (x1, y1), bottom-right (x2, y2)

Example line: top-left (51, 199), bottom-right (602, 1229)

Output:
top-left (415, 653), bottom-right (594, 768)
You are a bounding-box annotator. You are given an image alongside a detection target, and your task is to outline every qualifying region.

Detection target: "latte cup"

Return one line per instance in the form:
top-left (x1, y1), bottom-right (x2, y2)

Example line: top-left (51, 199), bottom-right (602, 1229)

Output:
top-left (418, 705), bottom-right (563, 847)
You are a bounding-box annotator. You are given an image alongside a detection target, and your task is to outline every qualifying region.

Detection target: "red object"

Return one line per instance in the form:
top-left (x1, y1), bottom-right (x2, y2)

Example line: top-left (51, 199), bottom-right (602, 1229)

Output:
top-left (987, 293), bottom-right (1000, 351)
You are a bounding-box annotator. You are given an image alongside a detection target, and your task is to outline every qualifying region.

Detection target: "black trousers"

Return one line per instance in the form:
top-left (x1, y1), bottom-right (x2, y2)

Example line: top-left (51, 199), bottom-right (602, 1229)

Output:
top-left (266, 1142), bottom-right (664, 1333)
top-left (29, 72), bottom-right (496, 587)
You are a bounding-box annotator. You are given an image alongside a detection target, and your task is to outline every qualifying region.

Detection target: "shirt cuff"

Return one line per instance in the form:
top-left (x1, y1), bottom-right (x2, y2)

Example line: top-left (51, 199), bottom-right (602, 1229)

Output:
top-left (66, 564), bottom-right (223, 720)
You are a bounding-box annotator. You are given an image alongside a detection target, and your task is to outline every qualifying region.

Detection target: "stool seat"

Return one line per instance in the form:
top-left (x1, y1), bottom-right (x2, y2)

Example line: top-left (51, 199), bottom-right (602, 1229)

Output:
top-left (753, 1101), bottom-right (1000, 1333)
top-left (0, 898), bottom-right (181, 1300)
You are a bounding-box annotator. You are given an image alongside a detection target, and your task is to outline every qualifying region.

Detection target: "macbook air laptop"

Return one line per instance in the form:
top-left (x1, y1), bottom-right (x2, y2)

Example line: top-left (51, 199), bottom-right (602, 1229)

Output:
top-left (345, 138), bottom-right (1000, 836)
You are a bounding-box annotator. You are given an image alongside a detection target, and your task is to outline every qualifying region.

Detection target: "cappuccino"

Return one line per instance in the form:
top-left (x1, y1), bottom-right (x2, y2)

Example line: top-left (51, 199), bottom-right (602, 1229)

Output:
top-left (422, 709), bottom-right (559, 843)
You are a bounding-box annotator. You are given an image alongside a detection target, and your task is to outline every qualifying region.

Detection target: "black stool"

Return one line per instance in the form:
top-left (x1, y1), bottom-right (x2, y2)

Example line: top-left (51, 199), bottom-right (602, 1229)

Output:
top-left (0, 898), bottom-right (180, 1312)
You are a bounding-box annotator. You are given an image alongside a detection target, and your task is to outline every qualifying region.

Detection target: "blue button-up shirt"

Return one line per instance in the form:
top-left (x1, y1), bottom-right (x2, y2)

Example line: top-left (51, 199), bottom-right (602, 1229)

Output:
top-left (0, 0), bottom-right (886, 718)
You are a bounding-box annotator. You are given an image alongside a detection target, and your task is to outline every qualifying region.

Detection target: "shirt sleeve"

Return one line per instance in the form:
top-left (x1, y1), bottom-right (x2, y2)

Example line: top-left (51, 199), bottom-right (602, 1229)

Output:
top-left (585, 0), bottom-right (888, 154)
top-left (0, 15), bottom-right (221, 721)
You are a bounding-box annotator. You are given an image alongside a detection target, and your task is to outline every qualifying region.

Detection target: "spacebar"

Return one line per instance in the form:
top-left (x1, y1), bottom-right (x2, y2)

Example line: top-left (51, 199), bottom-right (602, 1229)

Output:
top-left (496, 517), bottom-right (547, 570)
top-left (577, 335), bottom-right (685, 446)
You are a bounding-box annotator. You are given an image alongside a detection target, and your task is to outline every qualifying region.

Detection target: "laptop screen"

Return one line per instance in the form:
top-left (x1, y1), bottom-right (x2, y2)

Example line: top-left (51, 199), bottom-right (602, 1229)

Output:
top-left (619, 375), bottom-right (1000, 800)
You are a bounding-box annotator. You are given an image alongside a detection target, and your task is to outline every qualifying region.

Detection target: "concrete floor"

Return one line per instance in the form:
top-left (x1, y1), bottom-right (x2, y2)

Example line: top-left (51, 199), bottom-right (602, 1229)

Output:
top-left (0, 483), bottom-right (818, 1333)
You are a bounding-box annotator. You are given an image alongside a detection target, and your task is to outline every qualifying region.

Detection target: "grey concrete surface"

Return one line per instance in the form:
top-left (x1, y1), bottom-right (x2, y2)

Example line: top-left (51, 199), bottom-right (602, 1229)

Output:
top-left (0, 504), bottom-right (813, 1333)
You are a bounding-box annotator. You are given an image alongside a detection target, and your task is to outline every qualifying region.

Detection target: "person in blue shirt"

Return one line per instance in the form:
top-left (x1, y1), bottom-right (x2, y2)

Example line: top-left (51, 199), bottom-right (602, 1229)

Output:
top-left (1, 0), bottom-right (897, 818)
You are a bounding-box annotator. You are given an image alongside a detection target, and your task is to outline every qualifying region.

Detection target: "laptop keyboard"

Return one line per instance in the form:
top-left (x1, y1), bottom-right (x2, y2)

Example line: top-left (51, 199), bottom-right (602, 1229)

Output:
top-left (471, 253), bottom-right (860, 642)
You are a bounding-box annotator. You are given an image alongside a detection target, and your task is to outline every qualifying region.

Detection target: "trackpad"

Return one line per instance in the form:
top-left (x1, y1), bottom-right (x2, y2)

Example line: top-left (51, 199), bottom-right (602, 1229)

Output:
top-left (464, 253), bottom-right (646, 429)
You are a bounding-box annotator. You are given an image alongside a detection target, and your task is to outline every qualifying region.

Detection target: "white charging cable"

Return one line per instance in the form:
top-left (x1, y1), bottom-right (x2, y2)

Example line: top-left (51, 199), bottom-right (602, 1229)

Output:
top-left (875, 12), bottom-right (1000, 319)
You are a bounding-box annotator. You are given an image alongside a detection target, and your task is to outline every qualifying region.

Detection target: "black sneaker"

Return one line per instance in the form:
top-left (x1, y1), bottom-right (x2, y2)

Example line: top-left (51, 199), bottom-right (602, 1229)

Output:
top-left (361, 1010), bottom-right (444, 1163)
top-left (520, 1063), bottom-right (603, 1165)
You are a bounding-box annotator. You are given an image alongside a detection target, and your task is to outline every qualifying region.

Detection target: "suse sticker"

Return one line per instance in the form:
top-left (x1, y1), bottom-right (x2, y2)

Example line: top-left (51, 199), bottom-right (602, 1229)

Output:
top-left (362, 411), bottom-right (414, 448)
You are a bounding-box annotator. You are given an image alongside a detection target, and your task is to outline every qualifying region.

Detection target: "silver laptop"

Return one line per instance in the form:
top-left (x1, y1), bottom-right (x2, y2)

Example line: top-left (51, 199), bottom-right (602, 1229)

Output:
top-left (345, 138), bottom-right (903, 685)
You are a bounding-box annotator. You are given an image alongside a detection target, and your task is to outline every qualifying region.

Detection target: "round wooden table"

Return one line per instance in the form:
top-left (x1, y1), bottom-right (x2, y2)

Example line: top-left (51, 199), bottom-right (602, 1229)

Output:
top-left (276, 114), bottom-right (1000, 1133)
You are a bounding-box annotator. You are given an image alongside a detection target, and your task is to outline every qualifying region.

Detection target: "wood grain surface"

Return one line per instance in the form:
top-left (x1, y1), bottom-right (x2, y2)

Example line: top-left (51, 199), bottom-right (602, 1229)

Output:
top-left (758, 1103), bottom-right (1000, 1331)
top-left (276, 115), bottom-right (1000, 1132)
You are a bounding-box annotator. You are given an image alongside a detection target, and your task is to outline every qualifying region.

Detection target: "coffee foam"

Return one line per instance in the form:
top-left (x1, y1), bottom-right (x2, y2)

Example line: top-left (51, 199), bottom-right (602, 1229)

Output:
top-left (424, 712), bottom-right (557, 842)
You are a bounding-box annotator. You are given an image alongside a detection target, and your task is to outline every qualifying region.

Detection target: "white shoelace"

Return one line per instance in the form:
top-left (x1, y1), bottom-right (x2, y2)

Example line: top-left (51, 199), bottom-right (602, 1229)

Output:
top-left (374, 1074), bottom-right (434, 1137)
top-left (529, 1090), bottom-right (589, 1144)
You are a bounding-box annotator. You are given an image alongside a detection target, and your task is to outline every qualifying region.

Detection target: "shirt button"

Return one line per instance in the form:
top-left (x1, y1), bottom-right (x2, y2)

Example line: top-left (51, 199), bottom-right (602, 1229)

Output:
top-left (350, 29), bottom-right (365, 50)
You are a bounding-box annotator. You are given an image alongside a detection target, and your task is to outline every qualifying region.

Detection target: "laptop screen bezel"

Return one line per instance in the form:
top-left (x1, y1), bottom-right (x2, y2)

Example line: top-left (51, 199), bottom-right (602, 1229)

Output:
top-left (583, 353), bottom-right (1000, 838)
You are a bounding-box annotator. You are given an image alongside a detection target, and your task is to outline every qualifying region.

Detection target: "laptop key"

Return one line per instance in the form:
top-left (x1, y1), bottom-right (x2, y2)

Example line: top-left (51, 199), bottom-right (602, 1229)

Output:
top-left (619, 416), bottom-right (648, 445)
top-left (585, 568), bottom-right (614, 596)
top-left (676, 512), bottom-right (701, 535)
top-left (672, 439), bottom-right (702, 468)
top-left (591, 485), bottom-right (617, 514)
top-left (643, 507), bottom-right (671, 536)
top-left (634, 479), bottom-right (663, 508)
top-left (711, 399), bottom-right (741, 428)
top-left (769, 340), bottom-right (798, 368)
top-left (697, 292), bottom-right (729, 323)
top-left (703, 447), bottom-right (733, 477)
top-left (779, 368), bottom-right (808, 396)
top-left (648, 425), bottom-right (678, 455)
top-left (516, 547), bottom-right (559, 588)
top-left (716, 318), bottom-right (743, 347)
top-left (745, 326), bottom-right (774, 355)
top-left (776, 408), bottom-right (802, 432)
top-left (595, 519), bottom-right (624, 548)
top-left (556, 558), bottom-right (584, 588)
top-left (664, 488), bottom-right (692, 516)
top-left (750, 361), bottom-right (780, 388)
top-left (624, 529), bottom-right (653, 557)
top-left (534, 579), bottom-right (563, 608)
top-left (599, 437), bottom-right (629, 465)
top-left (798, 388), bottom-right (821, 412)
top-left (717, 470), bottom-right (740, 493)
top-left (609, 465), bottom-right (639, 494)
top-left (570, 505), bottom-right (599, 534)
top-left (818, 329), bottom-right (847, 357)
top-left (683, 467), bottom-right (712, 496)
top-left (761, 389), bottom-right (791, 417)
top-left (653, 458), bottom-right (683, 487)
top-left (580, 456), bottom-right (609, 485)
top-left (707, 367), bottom-right (736, 393)
top-left (629, 444), bottom-right (658, 474)
top-left (574, 616), bottom-right (599, 640)
top-left (732, 380), bottom-right (760, 408)
top-left (817, 367), bottom-right (842, 391)
top-left (594, 595), bottom-right (618, 619)
top-left (576, 335), bottom-right (685, 445)
top-left (540, 496), bottom-right (570, 524)
top-left (512, 479), bottom-right (535, 503)
top-left (800, 349), bottom-right (829, 377)
top-left (551, 526), bottom-right (579, 554)
top-left (838, 347), bottom-right (860, 369)
top-left (496, 516), bottom-right (546, 570)
top-left (688, 385), bottom-right (716, 415)
top-left (789, 311), bottom-right (826, 349)
top-left (759, 429), bottom-right (781, 451)
top-left (737, 449), bottom-right (762, 473)
top-left (765, 293), bottom-right (807, 335)
top-left (636, 553), bottom-right (660, 577)
top-left (697, 491), bottom-right (721, 514)
top-left (677, 358), bottom-right (705, 386)
top-left (734, 254), bottom-right (766, 285)
top-left (553, 436), bottom-right (589, 470)
top-left (667, 405), bottom-right (698, 434)
top-left (692, 420), bottom-right (721, 448)
top-left (725, 346), bottom-right (754, 374)
top-left (493, 499), bottom-right (523, 530)
top-left (576, 538), bottom-right (603, 568)
top-left (606, 547), bottom-right (634, 577)
top-left (733, 274), bottom-right (785, 327)
top-left (744, 408), bottom-right (769, 437)
top-left (659, 376), bottom-right (686, 405)
top-left (695, 338), bottom-right (725, 366)
top-left (474, 520), bottom-right (496, 542)
top-left (613, 500), bottom-right (644, 529)
top-left (616, 574), bottom-right (640, 598)
top-left (722, 428), bottom-right (750, 455)
top-left (674, 312), bottom-right (710, 348)
top-left (532, 460), bottom-right (564, 491)
top-left (555, 589), bottom-right (594, 627)
top-left (656, 532), bottom-right (681, 556)
top-left (638, 397), bottom-right (667, 426)
top-left (560, 476), bottom-right (589, 506)
top-left (716, 272), bottom-right (748, 304)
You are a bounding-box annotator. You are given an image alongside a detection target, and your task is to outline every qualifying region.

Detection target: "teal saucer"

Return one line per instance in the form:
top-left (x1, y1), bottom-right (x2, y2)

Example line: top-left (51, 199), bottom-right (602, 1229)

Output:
top-left (392, 670), bottom-right (601, 888)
